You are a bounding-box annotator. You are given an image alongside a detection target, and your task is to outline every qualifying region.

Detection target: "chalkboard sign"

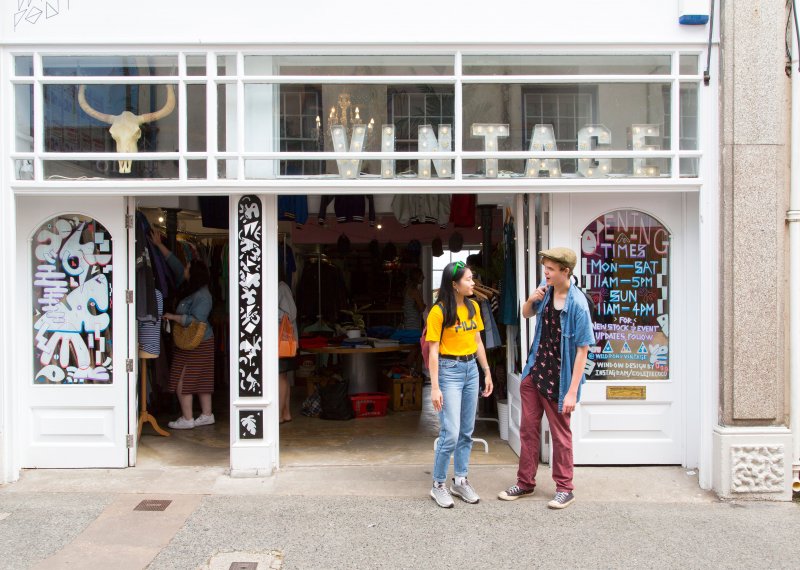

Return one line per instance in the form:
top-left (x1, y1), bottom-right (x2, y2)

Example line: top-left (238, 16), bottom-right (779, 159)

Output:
top-left (581, 209), bottom-right (670, 380)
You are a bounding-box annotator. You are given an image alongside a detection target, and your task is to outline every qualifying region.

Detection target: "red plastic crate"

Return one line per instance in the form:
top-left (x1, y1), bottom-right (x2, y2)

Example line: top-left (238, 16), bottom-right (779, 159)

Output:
top-left (349, 392), bottom-right (390, 418)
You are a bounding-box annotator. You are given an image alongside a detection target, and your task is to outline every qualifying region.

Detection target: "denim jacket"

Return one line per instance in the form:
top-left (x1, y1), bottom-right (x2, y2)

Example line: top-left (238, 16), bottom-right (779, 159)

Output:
top-left (521, 280), bottom-right (595, 412)
top-left (167, 254), bottom-right (214, 342)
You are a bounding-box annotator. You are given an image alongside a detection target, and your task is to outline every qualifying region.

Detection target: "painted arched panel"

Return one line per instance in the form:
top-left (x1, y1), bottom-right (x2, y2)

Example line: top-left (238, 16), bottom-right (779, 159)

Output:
top-left (580, 209), bottom-right (670, 381)
top-left (32, 214), bottom-right (113, 384)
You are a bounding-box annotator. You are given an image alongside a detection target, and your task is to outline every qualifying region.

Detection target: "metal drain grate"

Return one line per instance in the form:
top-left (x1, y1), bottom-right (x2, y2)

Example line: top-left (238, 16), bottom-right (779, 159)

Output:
top-left (229, 564), bottom-right (258, 570)
top-left (134, 499), bottom-right (172, 512)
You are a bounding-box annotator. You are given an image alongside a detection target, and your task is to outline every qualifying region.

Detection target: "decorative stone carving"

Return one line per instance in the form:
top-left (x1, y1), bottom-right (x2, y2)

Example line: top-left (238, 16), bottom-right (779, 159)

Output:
top-left (730, 445), bottom-right (784, 493)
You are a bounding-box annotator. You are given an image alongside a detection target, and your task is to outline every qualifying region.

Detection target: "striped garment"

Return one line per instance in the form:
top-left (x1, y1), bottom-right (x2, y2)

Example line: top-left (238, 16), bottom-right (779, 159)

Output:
top-left (168, 337), bottom-right (215, 394)
top-left (137, 289), bottom-right (163, 357)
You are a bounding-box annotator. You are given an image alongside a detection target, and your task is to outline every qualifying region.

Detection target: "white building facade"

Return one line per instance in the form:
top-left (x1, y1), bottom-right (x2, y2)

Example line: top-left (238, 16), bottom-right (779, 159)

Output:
top-left (0, 0), bottom-right (794, 499)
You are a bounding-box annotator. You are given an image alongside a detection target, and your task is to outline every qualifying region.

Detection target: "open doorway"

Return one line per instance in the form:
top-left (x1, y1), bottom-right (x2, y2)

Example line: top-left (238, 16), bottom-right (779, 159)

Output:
top-left (134, 197), bottom-right (231, 468)
top-left (277, 194), bottom-right (519, 468)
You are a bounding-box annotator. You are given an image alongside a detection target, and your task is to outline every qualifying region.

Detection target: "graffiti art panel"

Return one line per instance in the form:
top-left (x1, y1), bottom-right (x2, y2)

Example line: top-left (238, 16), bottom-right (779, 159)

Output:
top-left (238, 195), bottom-right (263, 397)
top-left (32, 215), bottom-right (113, 384)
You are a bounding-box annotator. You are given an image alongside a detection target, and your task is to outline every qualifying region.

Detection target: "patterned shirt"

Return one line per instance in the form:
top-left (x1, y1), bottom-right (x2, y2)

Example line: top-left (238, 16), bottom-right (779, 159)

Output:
top-left (530, 292), bottom-right (562, 401)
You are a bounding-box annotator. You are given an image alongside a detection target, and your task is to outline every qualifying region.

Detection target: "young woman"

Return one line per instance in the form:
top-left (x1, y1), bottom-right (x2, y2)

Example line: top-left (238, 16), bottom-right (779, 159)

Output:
top-left (278, 272), bottom-right (298, 424)
top-left (426, 261), bottom-right (493, 508)
top-left (151, 229), bottom-right (215, 430)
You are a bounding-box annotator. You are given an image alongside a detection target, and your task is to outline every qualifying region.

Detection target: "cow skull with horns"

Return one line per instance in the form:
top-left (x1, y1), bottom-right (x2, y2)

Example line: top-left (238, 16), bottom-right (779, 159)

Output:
top-left (77, 85), bottom-right (176, 174)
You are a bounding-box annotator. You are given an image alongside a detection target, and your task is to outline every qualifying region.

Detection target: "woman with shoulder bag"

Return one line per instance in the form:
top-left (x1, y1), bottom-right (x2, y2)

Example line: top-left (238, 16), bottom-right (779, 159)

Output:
top-left (151, 229), bottom-right (215, 430)
top-left (278, 268), bottom-right (298, 423)
top-left (426, 261), bottom-right (493, 508)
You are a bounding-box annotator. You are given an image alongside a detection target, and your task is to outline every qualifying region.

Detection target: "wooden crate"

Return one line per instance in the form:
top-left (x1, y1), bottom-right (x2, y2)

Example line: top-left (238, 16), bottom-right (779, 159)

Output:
top-left (380, 375), bottom-right (424, 411)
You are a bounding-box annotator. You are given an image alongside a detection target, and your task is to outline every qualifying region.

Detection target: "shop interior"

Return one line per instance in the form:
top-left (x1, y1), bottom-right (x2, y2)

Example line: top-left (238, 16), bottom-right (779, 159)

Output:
top-left (134, 194), bottom-right (520, 469)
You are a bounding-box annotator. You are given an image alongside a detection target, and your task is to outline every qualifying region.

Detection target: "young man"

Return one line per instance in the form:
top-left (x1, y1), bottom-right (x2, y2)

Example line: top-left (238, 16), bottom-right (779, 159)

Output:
top-left (498, 247), bottom-right (595, 509)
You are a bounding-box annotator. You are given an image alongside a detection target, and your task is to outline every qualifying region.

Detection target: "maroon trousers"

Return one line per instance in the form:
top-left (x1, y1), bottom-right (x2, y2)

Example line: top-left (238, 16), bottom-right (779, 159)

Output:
top-left (517, 375), bottom-right (574, 493)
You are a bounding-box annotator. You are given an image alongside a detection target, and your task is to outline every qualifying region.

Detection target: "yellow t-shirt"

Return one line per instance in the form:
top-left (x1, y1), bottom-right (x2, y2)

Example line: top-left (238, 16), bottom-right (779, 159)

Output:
top-left (425, 300), bottom-right (484, 356)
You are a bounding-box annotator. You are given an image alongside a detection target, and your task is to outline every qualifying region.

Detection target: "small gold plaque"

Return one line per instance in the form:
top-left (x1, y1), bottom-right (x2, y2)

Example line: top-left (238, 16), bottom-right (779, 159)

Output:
top-left (606, 386), bottom-right (646, 400)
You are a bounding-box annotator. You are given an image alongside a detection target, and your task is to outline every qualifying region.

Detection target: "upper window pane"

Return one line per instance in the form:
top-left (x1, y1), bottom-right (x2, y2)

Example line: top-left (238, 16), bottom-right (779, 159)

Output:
top-left (680, 54), bottom-right (699, 75)
top-left (249, 55), bottom-right (454, 76)
top-left (42, 56), bottom-right (178, 76)
top-left (15, 55), bottom-right (33, 76)
top-left (462, 55), bottom-right (671, 75)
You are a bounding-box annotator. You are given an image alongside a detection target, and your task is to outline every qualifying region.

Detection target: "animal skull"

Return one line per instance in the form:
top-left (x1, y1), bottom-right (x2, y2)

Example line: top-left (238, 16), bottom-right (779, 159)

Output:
top-left (78, 85), bottom-right (176, 174)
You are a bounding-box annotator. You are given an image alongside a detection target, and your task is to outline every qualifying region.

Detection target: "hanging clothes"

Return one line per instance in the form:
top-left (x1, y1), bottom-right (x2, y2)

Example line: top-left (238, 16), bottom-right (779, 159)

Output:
top-left (318, 195), bottom-right (376, 225)
top-left (449, 194), bottom-right (476, 227)
top-left (138, 289), bottom-right (163, 356)
top-left (498, 216), bottom-right (518, 325)
top-left (136, 211), bottom-right (175, 302)
top-left (278, 243), bottom-right (297, 286)
top-left (391, 194), bottom-right (450, 228)
top-left (279, 195), bottom-right (309, 226)
top-left (479, 298), bottom-right (502, 349)
top-left (135, 212), bottom-right (158, 322)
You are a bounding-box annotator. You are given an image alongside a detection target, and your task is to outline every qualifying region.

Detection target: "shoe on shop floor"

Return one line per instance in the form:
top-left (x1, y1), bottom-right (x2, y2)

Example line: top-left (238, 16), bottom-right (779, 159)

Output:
top-left (168, 416), bottom-right (195, 430)
top-left (547, 491), bottom-right (575, 509)
top-left (430, 483), bottom-right (455, 508)
top-left (498, 484), bottom-right (535, 501)
top-left (194, 413), bottom-right (215, 426)
top-left (450, 478), bottom-right (480, 504)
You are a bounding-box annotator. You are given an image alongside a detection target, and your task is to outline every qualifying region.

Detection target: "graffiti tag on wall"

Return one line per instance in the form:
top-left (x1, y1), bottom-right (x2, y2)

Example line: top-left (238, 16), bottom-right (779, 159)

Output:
top-left (32, 216), bottom-right (113, 384)
top-left (581, 209), bottom-right (670, 380)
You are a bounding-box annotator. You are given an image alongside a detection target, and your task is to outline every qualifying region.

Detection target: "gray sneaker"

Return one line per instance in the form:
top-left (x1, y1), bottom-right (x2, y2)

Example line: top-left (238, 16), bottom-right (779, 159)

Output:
top-left (450, 478), bottom-right (480, 504)
top-left (547, 491), bottom-right (575, 509)
top-left (430, 483), bottom-right (454, 508)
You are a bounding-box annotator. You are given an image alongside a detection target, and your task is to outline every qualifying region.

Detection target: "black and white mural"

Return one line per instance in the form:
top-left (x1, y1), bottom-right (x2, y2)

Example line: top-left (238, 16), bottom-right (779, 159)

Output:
top-left (238, 195), bottom-right (263, 400)
top-left (239, 410), bottom-right (264, 439)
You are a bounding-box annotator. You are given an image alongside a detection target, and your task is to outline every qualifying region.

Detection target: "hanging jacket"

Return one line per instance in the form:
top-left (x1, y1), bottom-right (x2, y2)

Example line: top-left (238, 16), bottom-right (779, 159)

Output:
top-left (498, 219), bottom-right (518, 325)
top-left (318, 195), bottom-right (375, 225)
top-left (391, 194), bottom-right (450, 228)
top-left (279, 195), bottom-right (309, 226)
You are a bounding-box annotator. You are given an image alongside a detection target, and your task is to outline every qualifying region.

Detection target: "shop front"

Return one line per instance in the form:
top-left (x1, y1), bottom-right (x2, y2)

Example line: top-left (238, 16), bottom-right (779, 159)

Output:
top-left (0, 1), bottom-right (717, 489)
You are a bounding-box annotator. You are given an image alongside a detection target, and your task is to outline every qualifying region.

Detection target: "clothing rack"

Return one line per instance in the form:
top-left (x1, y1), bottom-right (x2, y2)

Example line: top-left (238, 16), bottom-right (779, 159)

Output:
top-left (303, 247), bottom-right (333, 333)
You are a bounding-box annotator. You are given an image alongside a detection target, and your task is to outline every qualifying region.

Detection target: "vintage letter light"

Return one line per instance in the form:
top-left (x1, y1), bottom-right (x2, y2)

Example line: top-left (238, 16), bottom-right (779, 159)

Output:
top-left (525, 124), bottom-right (561, 178)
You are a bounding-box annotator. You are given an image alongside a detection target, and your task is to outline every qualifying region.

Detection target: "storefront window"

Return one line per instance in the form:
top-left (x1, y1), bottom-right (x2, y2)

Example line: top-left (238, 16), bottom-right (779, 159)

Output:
top-left (679, 54), bottom-right (699, 75)
top-left (42, 55), bottom-right (178, 76)
top-left (462, 83), bottom-right (671, 178)
top-left (580, 209), bottom-right (670, 381)
top-left (245, 82), bottom-right (457, 180)
top-left (32, 215), bottom-right (113, 385)
top-left (15, 55), bottom-right (33, 76)
top-left (15, 84), bottom-right (33, 153)
top-left (42, 83), bottom-right (180, 178)
top-left (14, 51), bottom-right (701, 184)
top-left (462, 54), bottom-right (671, 75)
top-left (269, 55), bottom-right (455, 76)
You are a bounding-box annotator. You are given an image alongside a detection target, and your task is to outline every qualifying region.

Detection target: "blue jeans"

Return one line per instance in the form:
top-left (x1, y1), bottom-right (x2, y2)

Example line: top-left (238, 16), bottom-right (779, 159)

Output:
top-left (433, 357), bottom-right (479, 483)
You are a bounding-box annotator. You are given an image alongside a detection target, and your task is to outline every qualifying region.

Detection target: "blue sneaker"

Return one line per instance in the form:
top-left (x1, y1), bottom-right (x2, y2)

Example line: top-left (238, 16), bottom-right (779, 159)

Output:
top-left (547, 491), bottom-right (575, 509)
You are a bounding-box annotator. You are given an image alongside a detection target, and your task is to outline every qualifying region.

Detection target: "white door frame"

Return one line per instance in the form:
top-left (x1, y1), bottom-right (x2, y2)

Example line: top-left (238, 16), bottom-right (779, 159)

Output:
top-left (16, 196), bottom-right (130, 469)
top-left (550, 191), bottom-right (698, 467)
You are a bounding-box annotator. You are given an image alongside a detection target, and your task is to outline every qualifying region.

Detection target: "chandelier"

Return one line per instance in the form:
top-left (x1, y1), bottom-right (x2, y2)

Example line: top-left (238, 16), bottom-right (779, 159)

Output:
top-left (322, 93), bottom-right (375, 143)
